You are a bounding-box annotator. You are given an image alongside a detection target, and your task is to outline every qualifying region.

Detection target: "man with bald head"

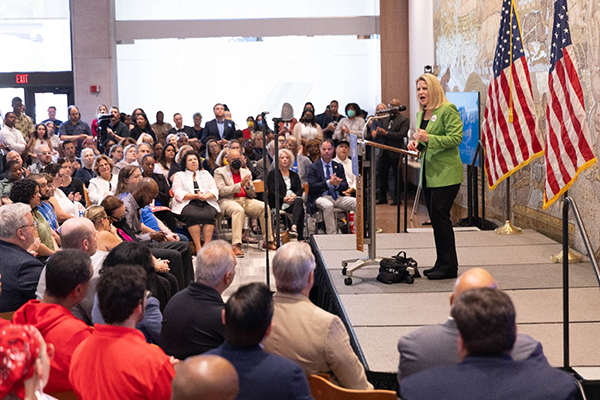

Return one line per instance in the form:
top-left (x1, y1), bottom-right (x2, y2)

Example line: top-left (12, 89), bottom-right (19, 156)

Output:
top-left (120, 177), bottom-right (193, 289)
top-left (36, 217), bottom-right (100, 324)
top-left (370, 98), bottom-right (409, 205)
top-left (396, 268), bottom-right (546, 382)
top-left (171, 355), bottom-right (239, 400)
top-left (214, 149), bottom-right (275, 257)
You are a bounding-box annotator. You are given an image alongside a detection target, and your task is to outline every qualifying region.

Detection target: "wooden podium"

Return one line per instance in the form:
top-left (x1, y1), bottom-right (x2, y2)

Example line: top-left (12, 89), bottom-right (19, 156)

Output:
top-left (341, 135), bottom-right (417, 285)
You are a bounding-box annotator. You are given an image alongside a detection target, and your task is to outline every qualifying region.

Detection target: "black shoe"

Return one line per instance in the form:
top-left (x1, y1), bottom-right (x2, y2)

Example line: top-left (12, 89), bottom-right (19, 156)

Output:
top-left (427, 268), bottom-right (458, 280)
top-left (376, 198), bottom-right (387, 205)
top-left (423, 267), bottom-right (437, 276)
top-left (389, 199), bottom-right (400, 206)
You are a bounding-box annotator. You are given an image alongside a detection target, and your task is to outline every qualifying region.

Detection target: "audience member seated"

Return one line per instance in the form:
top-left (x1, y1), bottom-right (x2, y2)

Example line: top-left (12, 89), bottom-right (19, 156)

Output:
top-left (9, 178), bottom-right (57, 262)
top-left (203, 139), bottom-right (221, 176)
top-left (56, 158), bottom-right (85, 207)
top-left (306, 139), bottom-right (356, 234)
top-left (215, 139), bottom-right (241, 168)
top-left (333, 140), bottom-right (356, 196)
top-left (36, 217), bottom-right (99, 325)
top-left (168, 144), bottom-right (194, 182)
top-left (119, 178), bottom-right (193, 290)
top-left (267, 149), bottom-right (305, 241)
top-left (43, 163), bottom-right (84, 218)
top-left (0, 324), bottom-right (54, 400)
top-left (305, 138), bottom-right (321, 163)
top-left (166, 133), bottom-right (179, 150)
top-left (60, 140), bottom-right (80, 174)
top-left (59, 106), bottom-right (93, 155)
top-left (112, 143), bottom-right (137, 175)
top-left (214, 149), bottom-right (275, 258)
top-left (171, 151), bottom-right (219, 252)
top-left (0, 112), bottom-right (26, 154)
top-left (252, 132), bottom-right (264, 159)
top-left (263, 242), bottom-right (372, 390)
top-left (28, 174), bottom-right (60, 232)
top-left (13, 249), bottom-right (94, 393)
top-left (87, 154), bottom-right (117, 205)
top-left (91, 243), bottom-right (164, 342)
top-left (74, 148), bottom-right (96, 187)
top-left (0, 160), bottom-right (24, 197)
top-left (168, 113), bottom-right (194, 140)
top-left (254, 140), bottom-right (274, 182)
top-left (293, 108), bottom-right (323, 148)
top-left (70, 265), bottom-right (175, 399)
top-left (400, 288), bottom-right (578, 400)
top-left (30, 145), bottom-right (54, 175)
top-left (141, 153), bottom-right (178, 232)
top-left (207, 282), bottom-right (312, 400)
top-left (319, 100), bottom-right (344, 140)
top-left (161, 240), bottom-right (236, 359)
top-left (26, 124), bottom-right (52, 161)
top-left (285, 136), bottom-right (311, 185)
top-left (108, 144), bottom-right (123, 166)
top-left (156, 143), bottom-right (176, 181)
top-left (129, 111), bottom-right (157, 142)
top-left (0, 203), bottom-right (45, 312)
top-left (397, 268), bottom-right (547, 382)
top-left (106, 106), bottom-right (130, 143)
top-left (151, 111), bottom-right (172, 145)
top-left (333, 102), bottom-right (365, 143)
top-left (171, 355), bottom-right (239, 400)
top-left (153, 141), bottom-right (163, 161)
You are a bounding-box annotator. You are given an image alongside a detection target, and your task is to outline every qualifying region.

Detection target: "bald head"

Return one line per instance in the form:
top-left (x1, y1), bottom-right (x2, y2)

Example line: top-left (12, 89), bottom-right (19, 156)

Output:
top-left (60, 217), bottom-right (98, 256)
top-left (133, 177), bottom-right (159, 206)
top-left (390, 98), bottom-right (401, 108)
top-left (450, 268), bottom-right (497, 306)
top-left (171, 355), bottom-right (239, 400)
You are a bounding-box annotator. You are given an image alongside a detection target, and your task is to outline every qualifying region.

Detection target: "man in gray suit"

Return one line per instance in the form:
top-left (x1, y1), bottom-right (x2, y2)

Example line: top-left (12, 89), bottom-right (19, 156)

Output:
top-left (397, 268), bottom-right (546, 383)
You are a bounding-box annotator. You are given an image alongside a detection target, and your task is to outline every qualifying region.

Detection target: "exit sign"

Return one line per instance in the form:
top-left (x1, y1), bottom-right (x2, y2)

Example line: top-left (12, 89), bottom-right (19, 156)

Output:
top-left (16, 74), bottom-right (29, 84)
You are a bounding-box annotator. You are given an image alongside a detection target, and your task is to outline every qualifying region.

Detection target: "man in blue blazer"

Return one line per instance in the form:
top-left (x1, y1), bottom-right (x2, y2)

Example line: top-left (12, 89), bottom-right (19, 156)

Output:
top-left (206, 282), bottom-right (312, 400)
top-left (0, 203), bottom-right (45, 312)
top-left (400, 288), bottom-right (577, 400)
top-left (201, 103), bottom-right (240, 146)
top-left (306, 139), bottom-right (356, 234)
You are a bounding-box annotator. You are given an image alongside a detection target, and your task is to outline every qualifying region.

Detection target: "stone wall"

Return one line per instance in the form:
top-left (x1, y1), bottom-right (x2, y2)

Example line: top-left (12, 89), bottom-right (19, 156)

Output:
top-left (434, 0), bottom-right (600, 255)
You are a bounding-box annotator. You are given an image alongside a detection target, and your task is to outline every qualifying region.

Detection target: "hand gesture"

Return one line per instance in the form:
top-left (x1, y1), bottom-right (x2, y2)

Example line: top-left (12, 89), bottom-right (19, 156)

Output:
top-left (329, 173), bottom-right (342, 187)
top-left (241, 174), bottom-right (251, 187)
top-left (413, 129), bottom-right (429, 143)
top-left (150, 231), bottom-right (167, 242)
top-left (407, 140), bottom-right (419, 152)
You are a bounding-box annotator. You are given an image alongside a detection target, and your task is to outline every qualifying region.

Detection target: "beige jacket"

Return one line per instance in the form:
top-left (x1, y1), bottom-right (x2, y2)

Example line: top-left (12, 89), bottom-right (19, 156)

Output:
top-left (213, 165), bottom-right (256, 201)
top-left (262, 292), bottom-right (373, 390)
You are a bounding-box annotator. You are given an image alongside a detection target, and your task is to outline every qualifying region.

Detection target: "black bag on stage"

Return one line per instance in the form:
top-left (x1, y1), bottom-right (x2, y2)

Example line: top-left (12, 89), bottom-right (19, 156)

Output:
top-left (376, 251), bottom-right (420, 284)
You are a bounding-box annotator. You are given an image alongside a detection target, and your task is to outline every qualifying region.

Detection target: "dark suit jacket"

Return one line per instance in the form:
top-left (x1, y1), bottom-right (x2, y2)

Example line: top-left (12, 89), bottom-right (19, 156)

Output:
top-left (397, 317), bottom-right (547, 382)
top-left (0, 240), bottom-right (44, 312)
top-left (368, 112), bottom-right (409, 159)
top-left (267, 169), bottom-right (302, 209)
top-left (160, 282), bottom-right (224, 360)
top-left (201, 119), bottom-right (239, 144)
top-left (400, 355), bottom-right (577, 400)
top-left (306, 159), bottom-right (348, 214)
top-left (207, 341), bottom-right (313, 400)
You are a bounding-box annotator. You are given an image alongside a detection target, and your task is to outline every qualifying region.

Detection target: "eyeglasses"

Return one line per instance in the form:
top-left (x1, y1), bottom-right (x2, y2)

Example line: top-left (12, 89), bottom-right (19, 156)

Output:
top-left (18, 221), bottom-right (38, 231)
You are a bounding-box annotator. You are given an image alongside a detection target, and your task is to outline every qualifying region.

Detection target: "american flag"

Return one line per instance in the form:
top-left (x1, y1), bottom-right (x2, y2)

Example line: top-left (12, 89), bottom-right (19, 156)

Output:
top-left (543, 0), bottom-right (596, 209)
top-left (482, 0), bottom-right (544, 190)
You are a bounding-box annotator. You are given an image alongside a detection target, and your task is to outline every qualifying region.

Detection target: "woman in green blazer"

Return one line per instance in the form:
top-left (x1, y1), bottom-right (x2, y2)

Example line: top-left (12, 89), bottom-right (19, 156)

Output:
top-left (408, 73), bottom-right (463, 280)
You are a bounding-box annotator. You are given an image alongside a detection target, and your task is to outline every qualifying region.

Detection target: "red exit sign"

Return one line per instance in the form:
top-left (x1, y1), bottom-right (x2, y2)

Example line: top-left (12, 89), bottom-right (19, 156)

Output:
top-left (16, 74), bottom-right (29, 84)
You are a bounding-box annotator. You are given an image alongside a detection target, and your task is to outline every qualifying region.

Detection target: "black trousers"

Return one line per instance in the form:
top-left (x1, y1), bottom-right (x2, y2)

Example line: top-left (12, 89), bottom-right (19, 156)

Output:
top-left (282, 197), bottom-right (305, 240)
top-left (423, 183), bottom-right (460, 271)
top-left (148, 240), bottom-right (194, 291)
top-left (378, 150), bottom-right (401, 201)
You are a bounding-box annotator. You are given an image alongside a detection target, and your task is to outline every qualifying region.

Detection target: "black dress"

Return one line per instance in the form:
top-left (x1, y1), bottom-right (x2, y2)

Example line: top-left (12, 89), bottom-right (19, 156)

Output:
top-left (177, 179), bottom-right (217, 226)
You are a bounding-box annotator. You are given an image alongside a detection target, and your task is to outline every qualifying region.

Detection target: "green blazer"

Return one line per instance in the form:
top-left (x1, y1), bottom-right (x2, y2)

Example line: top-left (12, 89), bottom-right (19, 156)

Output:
top-left (416, 102), bottom-right (464, 188)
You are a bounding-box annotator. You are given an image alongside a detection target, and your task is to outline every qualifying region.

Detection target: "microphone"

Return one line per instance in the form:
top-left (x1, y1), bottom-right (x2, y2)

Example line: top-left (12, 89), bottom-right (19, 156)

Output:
top-left (261, 111), bottom-right (270, 115)
top-left (376, 105), bottom-right (407, 115)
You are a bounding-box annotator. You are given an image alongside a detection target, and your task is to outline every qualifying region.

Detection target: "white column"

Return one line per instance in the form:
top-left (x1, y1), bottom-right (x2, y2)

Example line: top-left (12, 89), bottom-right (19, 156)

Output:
top-left (70, 0), bottom-right (118, 123)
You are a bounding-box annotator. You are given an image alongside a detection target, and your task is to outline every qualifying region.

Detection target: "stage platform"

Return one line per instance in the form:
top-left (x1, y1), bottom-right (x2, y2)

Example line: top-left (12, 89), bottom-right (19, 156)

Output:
top-left (309, 228), bottom-right (600, 387)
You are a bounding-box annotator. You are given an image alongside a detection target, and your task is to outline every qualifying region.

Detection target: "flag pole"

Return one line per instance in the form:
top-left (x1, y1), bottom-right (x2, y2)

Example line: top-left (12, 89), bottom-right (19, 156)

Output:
top-left (495, 176), bottom-right (522, 235)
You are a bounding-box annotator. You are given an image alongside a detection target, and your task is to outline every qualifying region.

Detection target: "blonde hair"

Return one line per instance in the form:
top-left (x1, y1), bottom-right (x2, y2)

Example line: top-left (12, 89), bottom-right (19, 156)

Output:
top-left (278, 148), bottom-right (295, 167)
top-left (84, 205), bottom-right (108, 228)
top-left (416, 73), bottom-right (448, 113)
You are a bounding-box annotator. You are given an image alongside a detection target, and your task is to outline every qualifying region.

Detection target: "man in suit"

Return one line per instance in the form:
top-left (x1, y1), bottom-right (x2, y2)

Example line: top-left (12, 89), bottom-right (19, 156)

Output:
top-left (201, 103), bottom-right (239, 146)
top-left (207, 282), bottom-right (312, 400)
top-left (306, 139), bottom-right (356, 234)
top-left (397, 268), bottom-right (547, 383)
top-left (171, 355), bottom-right (239, 400)
top-left (400, 288), bottom-right (577, 400)
top-left (0, 203), bottom-right (45, 312)
top-left (262, 242), bottom-right (373, 390)
top-left (161, 240), bottom-right (236, 359)
top-left (370, 99), bottom-right (409, 205)
top-left (214, 149), bottom-right (275, 258)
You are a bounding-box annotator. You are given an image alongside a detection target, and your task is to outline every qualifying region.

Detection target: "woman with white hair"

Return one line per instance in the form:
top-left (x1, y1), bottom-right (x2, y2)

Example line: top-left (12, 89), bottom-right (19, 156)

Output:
top-left (74, 147), bottom-right (96, 187)
top-left (112, 143), bottom-right (137, 175)
top-left (88, 155), bottom-right (118, 205)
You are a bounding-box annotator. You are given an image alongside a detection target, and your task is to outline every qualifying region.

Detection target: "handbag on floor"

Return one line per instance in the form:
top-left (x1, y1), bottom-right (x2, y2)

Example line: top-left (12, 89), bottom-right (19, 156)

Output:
top-left (376, 251), bottom-right (420, 284)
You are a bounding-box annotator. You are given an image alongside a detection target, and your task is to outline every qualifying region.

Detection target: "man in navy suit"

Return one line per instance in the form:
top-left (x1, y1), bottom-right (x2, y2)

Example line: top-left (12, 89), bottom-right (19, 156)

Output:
top-left (400, 288), bottom-right (578, 400)
top-left (201, 103), bottom-right (240, 146)
top-left (306, 139), bottom-right (356, 234)
top-left (0, 203), bottom-right (45, 312)
top-left (206, 282), bottom-right (312, 400)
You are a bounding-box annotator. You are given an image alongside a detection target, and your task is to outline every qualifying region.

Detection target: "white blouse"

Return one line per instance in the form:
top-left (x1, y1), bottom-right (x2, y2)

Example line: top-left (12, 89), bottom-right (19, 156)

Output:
top-left (88, 174), bottom-right (119, 205)
top-left (333, 117), bottom-right (366, 141)
top-left (171, 169), bottom-right (220, 215)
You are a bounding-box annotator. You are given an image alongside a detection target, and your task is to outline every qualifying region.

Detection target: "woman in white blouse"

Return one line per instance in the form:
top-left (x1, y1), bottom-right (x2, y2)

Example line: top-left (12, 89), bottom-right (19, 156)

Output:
top-left (293, 108), bottom-right (323, 147)
top-left (171, 151), bottom-right (220, 252)
top-left (88, 155), bottom-right (118, 205)
top-left (334, 102), bottom-right (366, 142)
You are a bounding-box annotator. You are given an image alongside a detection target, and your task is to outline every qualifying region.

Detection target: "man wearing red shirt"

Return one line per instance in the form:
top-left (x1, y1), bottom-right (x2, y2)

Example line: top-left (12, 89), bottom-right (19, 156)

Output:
top-left (69, 265), bottom-right (175, 400)
top-left (13, 249), bottom-right (94, 393)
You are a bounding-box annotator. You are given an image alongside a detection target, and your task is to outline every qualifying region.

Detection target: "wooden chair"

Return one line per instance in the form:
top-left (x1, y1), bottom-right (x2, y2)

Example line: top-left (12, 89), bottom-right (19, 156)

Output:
top-left (48, 391), bottom-right (79, 400)
top-left (0, 311), bottom-right (15, 322)
top-left (308, 375), bottom-right (396, 400)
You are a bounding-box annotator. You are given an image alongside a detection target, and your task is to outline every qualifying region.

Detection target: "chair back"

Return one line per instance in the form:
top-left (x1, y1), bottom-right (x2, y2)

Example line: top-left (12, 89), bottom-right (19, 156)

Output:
top-left (0, 311), bottom-right (15, 322)
top-left (308, 375), bottom-right (396, 400)
top-left (48, 391), bottom-right (79, 400)
top-left (253, 179), bottom-right (264, 193)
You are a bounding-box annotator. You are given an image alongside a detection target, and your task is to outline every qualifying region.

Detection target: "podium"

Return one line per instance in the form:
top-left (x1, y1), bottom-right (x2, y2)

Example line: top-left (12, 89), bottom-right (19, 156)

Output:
top-left (341, 129), bottom-right (417, 285)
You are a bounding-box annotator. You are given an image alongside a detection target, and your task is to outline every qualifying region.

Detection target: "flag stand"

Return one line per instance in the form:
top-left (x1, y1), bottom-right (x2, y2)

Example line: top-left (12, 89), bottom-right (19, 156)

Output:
top-left (495, 176), bottom-right (522, 235)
